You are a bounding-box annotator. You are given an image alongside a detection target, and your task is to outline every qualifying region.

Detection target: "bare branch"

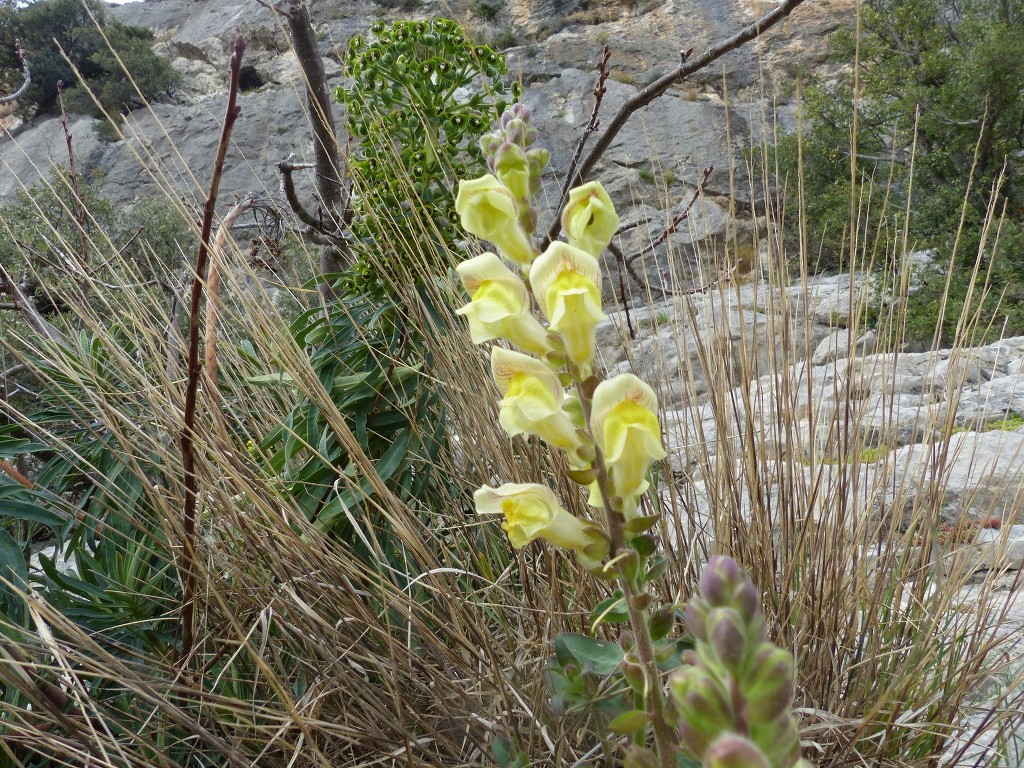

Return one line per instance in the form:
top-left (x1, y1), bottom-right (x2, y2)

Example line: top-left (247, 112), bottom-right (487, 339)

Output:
top-left (278, 159), bottom-right (326, 231)
top-left (0, 40), bottom-right (31, 105)
top-left (624, 165), bottom-right (712, 269)
top-left (551, 45), bottom-right (612, 225)
top-left (0, 262), bottom-right (66, 346)
top-left (553, 0), bottom-right (808, 234)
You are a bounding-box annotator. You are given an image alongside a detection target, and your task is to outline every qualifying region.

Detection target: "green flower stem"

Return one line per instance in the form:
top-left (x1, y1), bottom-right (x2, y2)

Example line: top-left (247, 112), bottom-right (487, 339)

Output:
top-left (578, 380), bottom-right (677, 768)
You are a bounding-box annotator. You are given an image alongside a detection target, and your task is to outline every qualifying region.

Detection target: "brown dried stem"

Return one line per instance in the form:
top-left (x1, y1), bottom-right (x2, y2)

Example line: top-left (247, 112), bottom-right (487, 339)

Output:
top-left (179, 34), bottom-right (246, 662)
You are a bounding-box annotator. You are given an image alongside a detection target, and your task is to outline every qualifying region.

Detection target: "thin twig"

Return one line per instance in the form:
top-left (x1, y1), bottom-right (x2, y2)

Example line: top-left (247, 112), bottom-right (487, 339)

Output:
top-left (57, 81), bottom-right (90, 277)
top-left (547, 0), bottom-right (808, 239)
top-left (550, 45), bottom-right (612, 231)
top-left (0, 40), bottom-right (31, 104)
top-left (624, 165), bottom-right (713, 269)
top-left (0, 263), bottom-right (66, 346)
top-left (179, 35), bottom-right (246, 663)
top-left (278, 159), bottom-right (326, 231)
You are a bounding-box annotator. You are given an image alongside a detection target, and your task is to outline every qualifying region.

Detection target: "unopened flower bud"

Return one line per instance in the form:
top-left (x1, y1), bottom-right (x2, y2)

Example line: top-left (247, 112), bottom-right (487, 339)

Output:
top-left (623, 746), bottom-right (658, 768)
top-left (741, 645), bottom-right (795, 724)
top-left (704, 735), bottom-right (772, 768)
top-left (706, 607), bottom-right (748, 673)
top-left (684, 601), bottom-right (709, 642)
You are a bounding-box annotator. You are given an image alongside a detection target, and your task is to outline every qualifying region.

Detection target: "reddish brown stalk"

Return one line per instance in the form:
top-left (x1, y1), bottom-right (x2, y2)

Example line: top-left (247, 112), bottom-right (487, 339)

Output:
top-left (178, 35), bottom-right (246, 662)
top-left (0, 459), bottom-right (33, 489)
top-left (57, 81), bottom-right (89, 275)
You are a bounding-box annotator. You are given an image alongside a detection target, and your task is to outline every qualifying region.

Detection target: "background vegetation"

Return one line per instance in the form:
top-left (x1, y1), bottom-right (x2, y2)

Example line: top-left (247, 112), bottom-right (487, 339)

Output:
top-left (0, 0), bottom-right (178, 119)
top-left (776, 0), bottom-right (1024, 343)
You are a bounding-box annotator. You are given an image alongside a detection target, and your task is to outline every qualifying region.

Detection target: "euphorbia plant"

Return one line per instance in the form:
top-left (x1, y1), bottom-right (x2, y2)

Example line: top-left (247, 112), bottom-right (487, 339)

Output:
top-left (454, 104), bottom-right (811, 768)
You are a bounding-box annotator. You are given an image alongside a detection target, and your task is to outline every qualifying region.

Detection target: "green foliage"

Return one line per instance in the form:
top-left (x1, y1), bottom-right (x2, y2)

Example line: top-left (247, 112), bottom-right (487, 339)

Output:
top-left (471, 0), bottom-right (503, 21)
top-left (258, 294), bottom-right (453, 560)
top-left (774, 0), bottom-right (1024, 341)
top-left (0, 0), bottom-right (179, 118)
top-left (335, 18), bottom-right (519, 298)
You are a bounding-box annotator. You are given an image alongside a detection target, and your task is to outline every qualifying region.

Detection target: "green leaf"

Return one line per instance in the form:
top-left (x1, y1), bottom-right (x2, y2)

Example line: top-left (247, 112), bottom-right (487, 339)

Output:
top-left (558, 633), bottom-right (625, 676)
top-left (624, 514), bottom-right (661, 535)
top-left (607, 709), bottom-right (651, 735)
top-left (0, 497), bottom-right (65, 529)
top-left (491, 735), bottom-right (529, 768)
top-left (0, 528), bottom-right (28, 596)
top-left (588, 591), bottom-right (629, 627)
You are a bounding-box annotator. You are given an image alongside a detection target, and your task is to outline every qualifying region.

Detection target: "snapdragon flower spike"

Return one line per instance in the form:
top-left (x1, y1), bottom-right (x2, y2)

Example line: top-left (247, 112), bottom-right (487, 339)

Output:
top-left (474, 483), bottom-right (609, 563)
top-left (491, 347), bottom-right (585, 452)
top-left (529, 241), bottom-right (606, 374)
top-left (671, 557), bottom-right (805, 768)
top-left (455, 253), bottom-right (551, 354)
top-left (590, 374), bottom-right (667, 505)
top-left (455, 174), bottom-right (536, 264)
top-left (562, 181), bottom-right (620, 259)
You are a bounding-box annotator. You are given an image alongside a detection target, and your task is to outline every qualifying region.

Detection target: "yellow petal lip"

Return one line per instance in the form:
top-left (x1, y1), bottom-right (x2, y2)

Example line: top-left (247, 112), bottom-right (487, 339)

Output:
top-left (562, 181), bottom-right (620, 258)
top-left (529, 241), bottom-right (603, 319)
top-left (490, 347), bottom-right (559, 394)
top-left (528, 242), bottom-right (606, 371)
top-left (455, 254), bottom-right (551, 353)
top-left (474, 483), bottom-right (606, 555)
top-left (456, 252), bottom-right (519, 292)
top-left (490, 348), bottom-right (581, 449)
top-left (590, 374), bottom-right (667, 505)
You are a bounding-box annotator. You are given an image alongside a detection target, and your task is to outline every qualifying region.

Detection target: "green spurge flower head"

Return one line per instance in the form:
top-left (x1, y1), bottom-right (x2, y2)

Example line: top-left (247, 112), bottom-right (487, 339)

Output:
top-left (337, 18), bottom-right (519, 297)
top-left (671, 556), bottom-right (810, 768)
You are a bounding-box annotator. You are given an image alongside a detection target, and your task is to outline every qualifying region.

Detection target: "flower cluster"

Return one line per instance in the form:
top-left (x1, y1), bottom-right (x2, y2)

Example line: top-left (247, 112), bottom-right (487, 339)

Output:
top-left (671, 557), bottom-right (812, 768)
top-left (453, 103), bottom-right (666, 566)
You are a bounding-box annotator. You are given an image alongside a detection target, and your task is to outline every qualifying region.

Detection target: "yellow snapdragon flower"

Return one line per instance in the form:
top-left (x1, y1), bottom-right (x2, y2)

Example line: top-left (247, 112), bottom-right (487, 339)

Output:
top-left (529, 241), bottom-right (606, 374)
top-left (455, 174), bottom-right (536, 264)
top-left (475, 483), bottom-right (608, 562)
top-left (455, 253), bottom-right (551, 354)
top-left (491, 348), bottom-right (582, 451)
top-left (591, 374), bottom-right (667, 502)
top-left (562, 181), bottom-right (620, 258)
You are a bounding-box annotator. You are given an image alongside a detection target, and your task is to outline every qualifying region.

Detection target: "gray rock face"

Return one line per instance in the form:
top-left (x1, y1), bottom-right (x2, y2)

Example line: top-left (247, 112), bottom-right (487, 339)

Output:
top-left (2, 0), bottom-right (844, 254)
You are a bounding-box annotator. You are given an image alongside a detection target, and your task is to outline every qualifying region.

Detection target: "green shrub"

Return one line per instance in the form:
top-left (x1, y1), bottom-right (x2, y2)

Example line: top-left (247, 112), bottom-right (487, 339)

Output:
top-left (771, 0), bottom-right (1024, 342)
top-left (336, 17), bottom-right (518, 298)
top-left (0, 0), bottom-right (179, 118)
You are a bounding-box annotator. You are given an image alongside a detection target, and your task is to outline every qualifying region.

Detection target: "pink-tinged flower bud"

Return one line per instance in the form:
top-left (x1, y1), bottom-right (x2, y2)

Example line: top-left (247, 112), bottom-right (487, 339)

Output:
top-left (749, 713), bottom-right (801, 767)
top-left (480, 134), bottom-right (502, 157)
top-left (733, 581), bottom-right (762, 624)
top-left (505, 118), bottom-right (526, 145)
top-left (527, 147), bottom-right (549, 176)
top-left (706, 607), bottom-right (748, 673)
top-left (623, 746), bottom-right (658, 768)
top-left (741, 645), bottom-right (795, 724)
top-left (684, 601), bottom-right (709, 641)
top-left (671, 666), bottom-right (733, 748)
top-left (701, 556), bottom-right (743, 606)
top-left (704, 735), bottom-right (772, 768)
